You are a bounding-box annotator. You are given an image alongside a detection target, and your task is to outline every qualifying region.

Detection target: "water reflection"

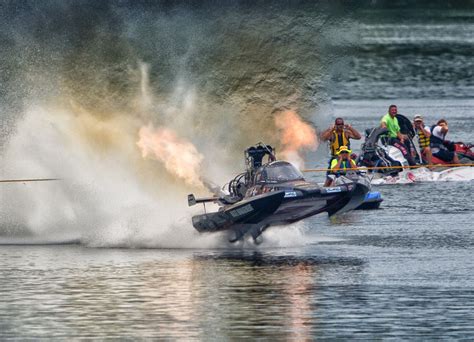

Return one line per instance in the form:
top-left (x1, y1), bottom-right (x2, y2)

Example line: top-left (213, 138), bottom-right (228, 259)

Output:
top-left (0, 247), bottom-right (365, 339)
top-left (188, 251), bottom-right (363, 339)
top-left (191, 252), bottom-right (318, 339)
top-left (3, 242), bottom-right (473, 339)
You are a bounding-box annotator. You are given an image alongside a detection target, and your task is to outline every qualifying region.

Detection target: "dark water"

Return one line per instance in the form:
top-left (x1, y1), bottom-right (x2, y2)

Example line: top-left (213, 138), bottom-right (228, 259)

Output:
top-left (1, 1), bottom-right (474, 340)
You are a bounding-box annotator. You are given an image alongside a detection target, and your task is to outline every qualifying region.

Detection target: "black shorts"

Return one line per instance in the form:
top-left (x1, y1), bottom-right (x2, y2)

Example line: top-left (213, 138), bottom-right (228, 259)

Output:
top-left (326, 157), bottom-right (336, 176)
top-left (434, 149), bottom-right (455, 162)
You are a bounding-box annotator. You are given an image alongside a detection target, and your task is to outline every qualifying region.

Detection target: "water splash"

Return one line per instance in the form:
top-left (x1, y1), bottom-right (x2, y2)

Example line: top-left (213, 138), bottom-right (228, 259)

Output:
top-left (0, 3), bottom-right (348, 248)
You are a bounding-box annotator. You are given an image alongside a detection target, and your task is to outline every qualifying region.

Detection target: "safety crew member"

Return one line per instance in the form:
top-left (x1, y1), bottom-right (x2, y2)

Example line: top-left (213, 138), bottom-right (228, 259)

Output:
top-left (413, 114), bottom-right (432, 165)
top-left (330, 145), bottom-right (357, 176)
top-left (321, 118), bottom-right (361, 186)
top-left (325, 146), bottom-right (358, 186)
top-left (321, 117), bottom-right (361, 158)
top-left (430, 119), bottom-right (460, 164)
top-left (380, 104), bottom-right (416, 166)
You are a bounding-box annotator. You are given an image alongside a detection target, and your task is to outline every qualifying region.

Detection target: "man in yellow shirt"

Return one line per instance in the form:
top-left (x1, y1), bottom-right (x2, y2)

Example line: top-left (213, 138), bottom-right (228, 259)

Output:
top-left (325, 146), bottom-right (358, 186)
top-left (330, 146), bottom-right (357, 175)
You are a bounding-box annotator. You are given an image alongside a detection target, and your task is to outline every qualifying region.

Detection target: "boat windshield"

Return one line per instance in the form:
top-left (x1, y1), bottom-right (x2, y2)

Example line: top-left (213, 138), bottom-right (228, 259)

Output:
top-left (255, 162), bottom-right (305, 183)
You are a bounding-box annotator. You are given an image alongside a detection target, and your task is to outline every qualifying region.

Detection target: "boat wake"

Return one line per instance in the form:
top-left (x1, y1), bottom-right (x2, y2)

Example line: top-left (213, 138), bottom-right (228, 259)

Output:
top-left (371, 167), bottom-right (474, 185)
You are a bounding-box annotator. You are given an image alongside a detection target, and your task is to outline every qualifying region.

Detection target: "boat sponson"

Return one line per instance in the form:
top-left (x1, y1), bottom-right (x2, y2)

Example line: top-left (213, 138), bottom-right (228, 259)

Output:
top-left (355, 191), bottom-right (383, 210)
top-left (327, 181), bottom-right (370, 216)
top-left (192, 191), bottom-right (285, 232)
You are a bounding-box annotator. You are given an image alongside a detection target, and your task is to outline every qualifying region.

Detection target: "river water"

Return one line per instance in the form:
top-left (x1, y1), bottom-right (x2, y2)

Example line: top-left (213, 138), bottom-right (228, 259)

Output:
top-left (1, 179), bottom-right (474, 340)
top-left (2, 108), bottom-right (473, 339)
top-left (1, 2), bottom-right (474, 340)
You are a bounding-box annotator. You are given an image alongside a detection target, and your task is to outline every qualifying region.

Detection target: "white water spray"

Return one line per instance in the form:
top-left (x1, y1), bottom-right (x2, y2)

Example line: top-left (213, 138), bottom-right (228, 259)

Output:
top-left (0, 105), bottom-right (225, 248)
top-left (0, 73), bottom-right (313, 249)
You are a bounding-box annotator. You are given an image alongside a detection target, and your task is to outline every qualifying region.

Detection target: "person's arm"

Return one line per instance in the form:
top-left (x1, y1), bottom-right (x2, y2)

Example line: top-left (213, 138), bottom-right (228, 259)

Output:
top-left (422, 125), bottom-right (431, 138)
top-left (380, 115), bottom-right (389, 129)
top-left (397, 130), bottom-right (405, 143)
top-left (320, 125), bottom-right (334, 142)
top-left (331, 156), bottom-right (344, 171)
top-left (432, 126), bottom-right (446, 140)
top-left (439, 123), bottom-right (449, 134)
top-left (394, 119), bottom-right (406, 142)
top-left (345, 124), bottom-right (361, 140)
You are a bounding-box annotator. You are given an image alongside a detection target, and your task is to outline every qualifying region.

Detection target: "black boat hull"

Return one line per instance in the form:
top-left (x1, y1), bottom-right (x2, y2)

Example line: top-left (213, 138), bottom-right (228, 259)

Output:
top-left (192, 179), bottom-right (370, 240)
top-left (192, 191), bottom-right (285, 232)
top-left (189, 156), bottom-right (371, 243)
top-left (259, 179), bottom-right (370, 226)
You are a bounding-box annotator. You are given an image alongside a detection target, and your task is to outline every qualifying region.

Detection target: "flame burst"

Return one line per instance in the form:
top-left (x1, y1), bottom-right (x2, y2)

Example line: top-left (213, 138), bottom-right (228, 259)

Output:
top-left (137, 124), bottom-right (204, 187)
top-left (274, 110), bottom-right (318, 168)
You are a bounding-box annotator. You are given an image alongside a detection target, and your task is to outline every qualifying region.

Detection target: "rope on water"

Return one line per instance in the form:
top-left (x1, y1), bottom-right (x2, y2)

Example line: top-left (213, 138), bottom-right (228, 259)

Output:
top-left (0, 178), bottom-right (60, 183)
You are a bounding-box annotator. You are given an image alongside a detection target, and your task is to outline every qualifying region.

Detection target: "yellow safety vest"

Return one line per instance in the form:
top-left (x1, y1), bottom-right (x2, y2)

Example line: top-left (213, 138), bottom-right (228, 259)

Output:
top-left (330, 158), bottom-right (357, 174)
top-left (330, 131), bottom-right (350, 156)
top-left (417, 128), bottom-right (430, 148)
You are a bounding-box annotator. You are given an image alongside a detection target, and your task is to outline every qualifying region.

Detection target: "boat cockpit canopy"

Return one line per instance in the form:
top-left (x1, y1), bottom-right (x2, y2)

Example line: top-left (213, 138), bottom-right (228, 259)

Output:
top-left (254, 161), bottom-right (305, 183)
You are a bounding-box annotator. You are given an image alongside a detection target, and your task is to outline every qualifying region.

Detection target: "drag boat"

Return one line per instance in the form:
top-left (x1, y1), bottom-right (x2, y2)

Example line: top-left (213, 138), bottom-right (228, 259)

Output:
top-left (189, 143), bottom-right (370, 243)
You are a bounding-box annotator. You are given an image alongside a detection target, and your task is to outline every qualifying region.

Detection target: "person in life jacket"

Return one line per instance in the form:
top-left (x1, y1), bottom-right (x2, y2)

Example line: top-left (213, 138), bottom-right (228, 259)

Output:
top-left (380, 104), bottom-right (416, 166)
top-left (326, 146), bottom-right (357, 186)
top-left (413, 115), bottom-right (432, 165)
top-left (321, 118), bottom-right (361, 186)
top-left (430, 119), bottom-right (460, 164)
top-left (321, 117), bottom-right (362, 158)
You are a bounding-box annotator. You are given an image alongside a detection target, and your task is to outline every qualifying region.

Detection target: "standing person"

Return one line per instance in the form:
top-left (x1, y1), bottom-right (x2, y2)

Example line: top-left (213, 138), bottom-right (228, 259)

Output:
top-left (321, 117), bottom-right (362, 158)
top-left (413, 115), bottom-right (432, 165)
top-left (430, 119), bottom-right (460, 164)
top-left (380, 104), bottom-right (416, 166)
top-left (321, 118), bottom-right (361, 186)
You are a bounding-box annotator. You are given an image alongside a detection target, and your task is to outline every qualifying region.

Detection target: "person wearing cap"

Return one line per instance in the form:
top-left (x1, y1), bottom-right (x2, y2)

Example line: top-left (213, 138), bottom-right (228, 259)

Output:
top-left (380, 104), bottom-right (416, 166)
top-left (413, 115), bottom-right (432, 165)
top-left (430, 119), bottom-right (460, 164)
top-left (321, 118), bottom-right (361, 158)
top-left (329, 145), bottom-right (357, 179)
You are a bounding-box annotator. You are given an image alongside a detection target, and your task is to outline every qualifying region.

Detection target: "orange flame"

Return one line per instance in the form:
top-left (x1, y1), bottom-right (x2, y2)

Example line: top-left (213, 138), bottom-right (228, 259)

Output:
top-left (274, 110), bottom-right (318, 168)
top-left (137, 124), bottom-right (204, 187)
